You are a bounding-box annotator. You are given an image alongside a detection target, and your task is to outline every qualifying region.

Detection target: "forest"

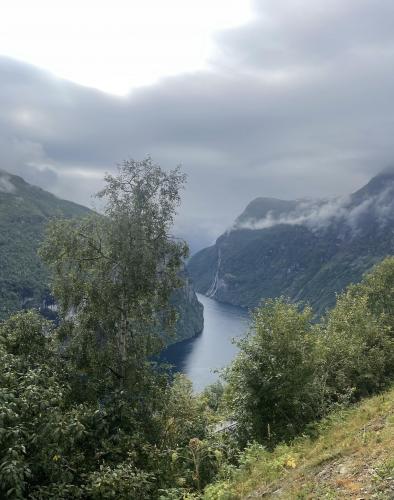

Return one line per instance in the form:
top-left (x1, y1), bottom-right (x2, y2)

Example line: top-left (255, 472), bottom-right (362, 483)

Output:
top-left (0, 159), bottom-right (393, 499)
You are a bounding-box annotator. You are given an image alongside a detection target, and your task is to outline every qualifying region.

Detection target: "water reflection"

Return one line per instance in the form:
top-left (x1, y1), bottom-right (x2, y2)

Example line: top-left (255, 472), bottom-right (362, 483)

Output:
top-left (161, 293), bottom-right (250, 391)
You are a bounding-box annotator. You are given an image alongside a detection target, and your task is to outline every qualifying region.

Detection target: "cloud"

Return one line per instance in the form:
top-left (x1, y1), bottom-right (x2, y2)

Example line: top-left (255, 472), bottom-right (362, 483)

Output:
top-left (0, 171), bottom-right (16, 193)
top-left (2, 2), bottom-right (394, 251)
top-left (233, 178), bottom-right (394, 233)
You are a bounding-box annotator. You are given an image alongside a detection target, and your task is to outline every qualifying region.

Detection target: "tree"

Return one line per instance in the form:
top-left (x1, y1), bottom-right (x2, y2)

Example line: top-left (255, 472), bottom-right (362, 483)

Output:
top-left (319, 257), bottom-right (394, 403)
top-left (40, 158), bottom-right (188, 394)
top-left (0, 160), bottom-right (225, 498)
top-left (224, 298), bottom-right (323, 444)
top-left (223, 258), bottom-right (394, 447)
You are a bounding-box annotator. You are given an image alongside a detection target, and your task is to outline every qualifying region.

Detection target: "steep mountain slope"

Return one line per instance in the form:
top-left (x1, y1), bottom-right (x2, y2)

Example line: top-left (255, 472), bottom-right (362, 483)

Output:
top-left (188, 169), bottom-right (394, 315)
top-left (171, 272), bottom-right (204, 341)
top-left (0, 170), bottom-right (91, 319)
top-left (0, 170), bottom-right (203, 342)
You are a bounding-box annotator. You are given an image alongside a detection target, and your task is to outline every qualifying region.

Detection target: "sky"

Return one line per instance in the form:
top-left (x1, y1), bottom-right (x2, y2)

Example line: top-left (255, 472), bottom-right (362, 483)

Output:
top-left (1, 0), bottom-right (394, 251)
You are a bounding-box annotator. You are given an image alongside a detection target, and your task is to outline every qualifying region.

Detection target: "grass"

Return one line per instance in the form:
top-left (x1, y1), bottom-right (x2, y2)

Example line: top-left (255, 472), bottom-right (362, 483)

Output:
top-left (204, 386), bottom-right (394, 499)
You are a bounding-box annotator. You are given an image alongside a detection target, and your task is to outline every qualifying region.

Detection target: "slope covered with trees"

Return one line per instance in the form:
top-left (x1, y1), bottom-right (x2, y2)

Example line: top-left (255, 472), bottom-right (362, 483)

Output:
top-left (0, 161), bottom-right (392, 499)
top-left (188, 169), bottom-right (394, 315)
top-left (0, 170), bottom-right (90, 319)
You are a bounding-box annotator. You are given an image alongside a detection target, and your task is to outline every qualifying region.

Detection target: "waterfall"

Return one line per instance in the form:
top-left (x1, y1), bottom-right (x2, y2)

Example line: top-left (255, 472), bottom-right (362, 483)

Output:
top-left (206, 248), bottom-right (221, 298)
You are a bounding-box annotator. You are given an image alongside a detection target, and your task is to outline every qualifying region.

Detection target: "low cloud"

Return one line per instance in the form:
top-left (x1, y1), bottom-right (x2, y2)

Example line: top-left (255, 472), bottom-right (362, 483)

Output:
top-left (0, 171), bottom-right (16, 193)
top-left (234, 180), bottom-right (394, 234)
top-left (2, 2), bottom-right (394, 250)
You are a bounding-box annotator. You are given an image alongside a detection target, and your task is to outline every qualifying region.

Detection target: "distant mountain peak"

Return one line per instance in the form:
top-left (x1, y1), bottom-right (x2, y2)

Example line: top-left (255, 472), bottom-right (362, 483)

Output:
top-left (377, 165), bottom-right (394, 175)
top-left (351, 167), bottom-right (394, 203)
top-left (0, 168), bottom-right (92, 215)
top-left (232, 169), bottom-right (394, 233)
top-left (188, 169), bottom-right (394, 316)
top-left (234, 197), bottom-right (301, 228)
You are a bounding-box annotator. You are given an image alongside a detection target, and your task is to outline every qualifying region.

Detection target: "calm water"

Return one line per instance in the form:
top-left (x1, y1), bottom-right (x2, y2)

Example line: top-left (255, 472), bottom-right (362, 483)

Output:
top-left (161, 293), bottom-right (250, 391)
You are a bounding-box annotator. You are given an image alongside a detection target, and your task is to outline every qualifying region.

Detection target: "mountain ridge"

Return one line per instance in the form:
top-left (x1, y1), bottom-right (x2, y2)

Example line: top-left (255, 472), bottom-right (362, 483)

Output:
top-left (0, 170), bottom-right (91, 318)
top-left (188, 169), bottom-right (394, 314)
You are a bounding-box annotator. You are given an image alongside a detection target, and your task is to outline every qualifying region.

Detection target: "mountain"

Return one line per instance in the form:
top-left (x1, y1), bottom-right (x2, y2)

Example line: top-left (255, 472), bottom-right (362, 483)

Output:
top-left (170, 272), bottom-right (204, 341)
top-left (0, 170), bottom-right (203, 342)
top-left (0, 170), bottom-right (91, 318)
top-left (188, 169), bottom-right (394, 315)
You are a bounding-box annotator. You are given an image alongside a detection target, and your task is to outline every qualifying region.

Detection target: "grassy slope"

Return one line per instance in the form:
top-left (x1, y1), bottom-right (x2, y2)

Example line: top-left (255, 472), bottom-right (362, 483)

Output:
top-left (206, 387), bottom-right (394, 499)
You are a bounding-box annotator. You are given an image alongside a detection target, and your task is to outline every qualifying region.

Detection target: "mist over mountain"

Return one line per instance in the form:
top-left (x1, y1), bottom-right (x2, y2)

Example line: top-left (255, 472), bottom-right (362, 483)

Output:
top-left (188, 169), bottom-right (394, 315)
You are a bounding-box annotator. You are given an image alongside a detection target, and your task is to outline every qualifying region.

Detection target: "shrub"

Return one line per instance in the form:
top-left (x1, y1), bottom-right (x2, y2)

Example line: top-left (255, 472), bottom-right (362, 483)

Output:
top-left (224, 299), bottom-right (324, 444)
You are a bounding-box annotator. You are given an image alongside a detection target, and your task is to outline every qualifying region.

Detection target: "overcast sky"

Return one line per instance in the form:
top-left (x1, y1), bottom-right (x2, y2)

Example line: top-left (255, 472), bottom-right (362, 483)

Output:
top-left (1, 0), bottom-right (394, 251)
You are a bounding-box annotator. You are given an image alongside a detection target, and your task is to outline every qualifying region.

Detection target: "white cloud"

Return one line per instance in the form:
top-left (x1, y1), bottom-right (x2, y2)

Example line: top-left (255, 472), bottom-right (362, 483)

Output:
top-left (234, 182), bottom-right (394, 233)
top-left (0, 172), bottom-right (16, 193)
top-left (0, 0), bottom-right (253, 95)
top-left (1, 1), bottom-right (394, 251)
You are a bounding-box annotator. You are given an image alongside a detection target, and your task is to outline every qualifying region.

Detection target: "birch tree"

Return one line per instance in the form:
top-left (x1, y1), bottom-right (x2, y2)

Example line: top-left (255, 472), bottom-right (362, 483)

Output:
top-left (40, 158), bottom-right (188, 393)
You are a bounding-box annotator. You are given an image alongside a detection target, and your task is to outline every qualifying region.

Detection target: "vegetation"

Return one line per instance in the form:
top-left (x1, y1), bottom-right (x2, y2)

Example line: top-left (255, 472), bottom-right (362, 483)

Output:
top-left (223, 257), bottom-right (394, 447)
top-left (0, 309), bottom-right (219, 498)
top-left (204, 385), bottom-right (394, 499)
top-left (39, 158), bottom-right (189, 391)
top-left (0, 160), bottom-right (393, 498)
top-left (188, 170), bottom-right (394, 316)
top-left (0, 169), bottom-right (203, 341)
top-left (0, 160), bottom-right (220, 499)
top-left (0, 171), bottom-right (90, 319)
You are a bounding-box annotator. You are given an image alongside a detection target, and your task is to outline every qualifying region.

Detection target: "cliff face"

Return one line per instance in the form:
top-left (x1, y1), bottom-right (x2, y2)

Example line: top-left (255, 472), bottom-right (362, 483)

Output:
top-left (170, 272), bottom-right (204, 343)
top-left (188, 169), bottom-right (394, 315)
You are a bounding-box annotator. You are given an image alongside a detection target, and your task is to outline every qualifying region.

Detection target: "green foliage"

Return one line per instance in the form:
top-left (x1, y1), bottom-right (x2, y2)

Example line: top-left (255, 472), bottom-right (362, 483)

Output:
top-left (159, 375), bottom-right (210, 449)
top-left (320, 292), bottom-right (394, 404)
top-left (224, 299), bottom-right (323, 443)
top-left (0, 172), bottom-right (90, 320)
top-left (0, 309), bottom-right (218, 499)
top-left (0, 161), bottom-right (220, 499)
top-left (84, 463), bottom-right (155, 499)
top-left (0, 312), bottom-right (69, 499)
top-left (318, 256), bottom-right (394, 407)
top-left (0, 169), bottom-right (203, 344)
top-left (201, 382), bottom-right (225, 413)
top-left (40, 158), bottom-right (188, 394)
top-left (223, 257), bottom-right (394, 447)
top-left (353, 255), bottom-right (394, 331)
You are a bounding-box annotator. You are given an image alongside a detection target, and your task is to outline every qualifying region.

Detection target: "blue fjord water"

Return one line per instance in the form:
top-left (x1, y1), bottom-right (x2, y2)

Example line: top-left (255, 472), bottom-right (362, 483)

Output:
top-left (161, 293), bottom-right (250, 392)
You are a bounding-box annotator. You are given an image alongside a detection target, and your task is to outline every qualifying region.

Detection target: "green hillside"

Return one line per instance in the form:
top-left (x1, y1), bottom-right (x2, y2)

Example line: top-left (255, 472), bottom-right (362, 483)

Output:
top-left (0, 170), bottom-right (90, 319)
top-left (188, 170), bottom-right (394, 315)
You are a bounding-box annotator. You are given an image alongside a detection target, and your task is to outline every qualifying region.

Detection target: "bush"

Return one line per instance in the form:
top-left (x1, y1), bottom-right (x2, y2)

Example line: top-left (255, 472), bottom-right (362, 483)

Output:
top-left (224, 299), bottom-right (324, 444)
top-left (223, 257), bottom-right (394, 446)
top-left (320, 291), bottom-right (394, 404)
